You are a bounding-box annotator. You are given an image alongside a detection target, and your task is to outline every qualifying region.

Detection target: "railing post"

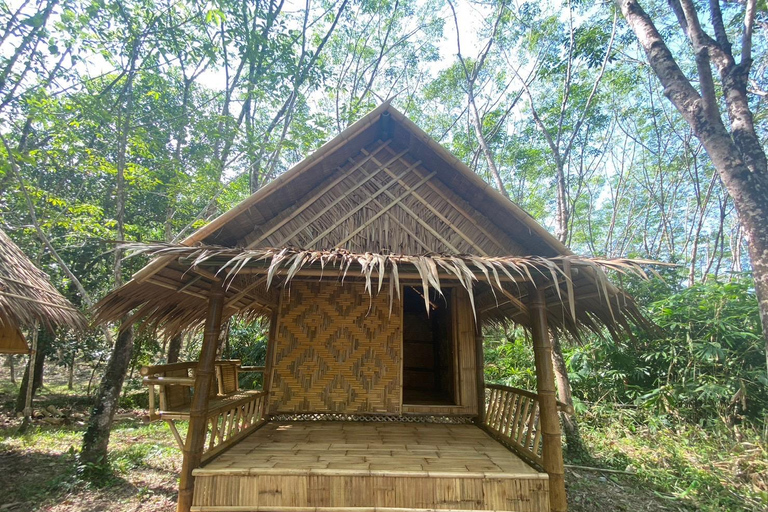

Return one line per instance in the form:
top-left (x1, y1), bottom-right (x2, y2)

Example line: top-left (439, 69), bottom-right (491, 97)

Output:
top-left (529, 284), bottom-right (567, 512)
top-left (177, 281), bottom-right (225, 512)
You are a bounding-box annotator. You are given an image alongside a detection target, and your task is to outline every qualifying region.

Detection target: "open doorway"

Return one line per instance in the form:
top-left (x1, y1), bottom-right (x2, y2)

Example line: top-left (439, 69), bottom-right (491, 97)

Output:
top-left (402, 286), bottom-right (455, 405)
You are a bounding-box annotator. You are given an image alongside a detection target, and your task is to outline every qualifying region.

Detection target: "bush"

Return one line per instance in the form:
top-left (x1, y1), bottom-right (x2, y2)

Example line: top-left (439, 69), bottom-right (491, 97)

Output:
top-left (568, 277), bottom-right (767, 427)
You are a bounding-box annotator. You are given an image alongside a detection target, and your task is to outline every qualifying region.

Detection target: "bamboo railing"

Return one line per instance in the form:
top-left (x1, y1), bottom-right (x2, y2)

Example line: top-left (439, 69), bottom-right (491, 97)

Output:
top-left (201, 390), bottom-right (268, 463)
top-left (140, 361), bottom-right (268, 453)
top-left (482, 384), bottom-right (570, 468)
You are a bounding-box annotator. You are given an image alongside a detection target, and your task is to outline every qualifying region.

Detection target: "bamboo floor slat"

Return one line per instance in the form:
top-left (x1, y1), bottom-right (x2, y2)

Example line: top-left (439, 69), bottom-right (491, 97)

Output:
top-left (195, 421), bottom-right (542, 478)
top-left (191, 422), bottom-right (549, 512)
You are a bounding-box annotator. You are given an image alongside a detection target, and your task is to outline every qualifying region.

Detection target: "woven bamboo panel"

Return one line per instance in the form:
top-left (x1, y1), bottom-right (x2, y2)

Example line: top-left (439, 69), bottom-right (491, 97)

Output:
top-left (0, 323), bottom-right (28, 354)
top-left (270, 281), bottom-right (402, 414)
top-left (192, 474), bottom-right (549, 511)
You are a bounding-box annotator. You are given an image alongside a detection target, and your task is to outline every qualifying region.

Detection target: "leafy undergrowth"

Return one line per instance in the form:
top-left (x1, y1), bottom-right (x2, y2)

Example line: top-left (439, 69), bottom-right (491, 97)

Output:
top-left (2, 375), bottom-right (765, 511)
top-left (575, 405), bottom-right (767, 512)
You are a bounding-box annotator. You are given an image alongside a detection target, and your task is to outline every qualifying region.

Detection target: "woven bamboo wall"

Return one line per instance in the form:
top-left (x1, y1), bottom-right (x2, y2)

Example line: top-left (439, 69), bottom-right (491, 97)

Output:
top-left (269, 281), bottom-right (402, 414)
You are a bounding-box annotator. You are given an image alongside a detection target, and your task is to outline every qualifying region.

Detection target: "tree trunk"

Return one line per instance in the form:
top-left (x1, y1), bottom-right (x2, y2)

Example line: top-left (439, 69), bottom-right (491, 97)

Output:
top-left (554, 161), bottom-right (569, 244)
top-left (167, 334), bottom-right (183, 363)
top-left (18, 323), bottom-right (39, 432)
top-left (7, 355), bottom-right (15, 385)
top-left (15, 326), bottom-right (47, 412)
top-left (551, 333), bottom-right (587, 459)
top-left (80, 325), bottom-right (134, 467)
top-left (68, 348), bottom-right (76, 390)
top-left (80, 49), bottom-right (137, 468)
top-left (618, 0), bottom-right (768, 375)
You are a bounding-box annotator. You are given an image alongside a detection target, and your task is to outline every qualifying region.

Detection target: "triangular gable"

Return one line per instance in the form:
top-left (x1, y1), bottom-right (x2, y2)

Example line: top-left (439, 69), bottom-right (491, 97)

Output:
top-left (0, 323), bottom-right (29, 354)
top-left (164, 104), bottom-right (569, 260)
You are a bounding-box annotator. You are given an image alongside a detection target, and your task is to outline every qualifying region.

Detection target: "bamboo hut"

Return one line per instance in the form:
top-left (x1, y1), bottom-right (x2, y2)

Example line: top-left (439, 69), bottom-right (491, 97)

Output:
top-left (96, 103), bottom-right (653, 512)
top-left (0, 228), bottom-right (85, 352)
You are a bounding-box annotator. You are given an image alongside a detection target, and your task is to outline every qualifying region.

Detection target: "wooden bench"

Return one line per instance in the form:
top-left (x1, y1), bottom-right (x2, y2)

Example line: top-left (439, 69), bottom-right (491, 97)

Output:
top-left (141, 360), bottom-right (268, 452)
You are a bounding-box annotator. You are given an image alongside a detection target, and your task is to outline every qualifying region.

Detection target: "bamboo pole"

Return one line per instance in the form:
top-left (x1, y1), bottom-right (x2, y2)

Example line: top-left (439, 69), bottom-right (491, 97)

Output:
top-left (262, 307), bottom-right (279, 412)
top-left (474, 312), bottom-right (485, 426)
top-left (177, 281), bottom-right (225, 512)
top-left (529, 285), bottom-right (567, 512)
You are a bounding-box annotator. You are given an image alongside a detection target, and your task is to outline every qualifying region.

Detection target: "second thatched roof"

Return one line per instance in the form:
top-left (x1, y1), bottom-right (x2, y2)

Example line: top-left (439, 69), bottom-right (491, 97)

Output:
top-left (0, 228), bottom-right (86, 334)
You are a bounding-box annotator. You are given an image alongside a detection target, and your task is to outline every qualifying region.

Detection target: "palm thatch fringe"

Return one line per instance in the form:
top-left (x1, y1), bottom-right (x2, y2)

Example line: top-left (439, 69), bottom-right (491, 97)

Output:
top-left (95, 243), bottom-right (669, 339)
top-left (0, 229), bottom-right (86, 333)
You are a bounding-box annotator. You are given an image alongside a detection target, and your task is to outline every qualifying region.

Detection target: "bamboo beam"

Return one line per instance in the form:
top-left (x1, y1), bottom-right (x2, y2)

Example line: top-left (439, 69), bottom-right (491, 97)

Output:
top-left (177, 281), bottom-right (225, 512)
top-left (361, 168), bottom-right (462, 253)
top-left (334, 170), bottom-right (436, 248)
top-left (223, 276), bottom-right (269, 309)
top-left (475, 313), bottom-right (485, 426)
top-left (272, 150), bottom-right (413, 248)
top-left (177, 275), bottom-right (204, 293)
top-left (141, 361), bottom-right (197, 376)
top-left (147, 277), bottom-right (208, 300)
top-left (227, 267), bottom-right (528, 283)
top-left (379, 211), bottom-right (433, 253)
top-left (529, 285), bottom-right (567, 512)
top-left (380, 146), bottom-right (508, 255)
top-left (262, 303), bottom-right (280, 416)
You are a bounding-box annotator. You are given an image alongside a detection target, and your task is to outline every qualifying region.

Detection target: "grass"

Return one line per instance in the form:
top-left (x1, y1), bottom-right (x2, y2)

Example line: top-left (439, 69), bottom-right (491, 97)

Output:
top-left (575, 405), bottom-right (768, 512)
top-left (0, 372), bottom-right (181, 512)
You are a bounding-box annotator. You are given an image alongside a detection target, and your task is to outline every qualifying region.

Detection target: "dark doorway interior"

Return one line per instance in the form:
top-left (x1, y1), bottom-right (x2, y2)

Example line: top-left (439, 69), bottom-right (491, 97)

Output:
top-left (402, 286), bottom-right (455, 405)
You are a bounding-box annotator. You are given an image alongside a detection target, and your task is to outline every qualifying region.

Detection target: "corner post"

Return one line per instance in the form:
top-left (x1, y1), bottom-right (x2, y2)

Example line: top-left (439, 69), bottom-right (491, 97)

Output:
top-left (262, 306), bottom-right (280, 417)
top-left (177, 281), bottom-right (225, 512)
top-left (474, 312), bottom-right (485, 425)
top-left (529, 285), bottom-right (567, 512)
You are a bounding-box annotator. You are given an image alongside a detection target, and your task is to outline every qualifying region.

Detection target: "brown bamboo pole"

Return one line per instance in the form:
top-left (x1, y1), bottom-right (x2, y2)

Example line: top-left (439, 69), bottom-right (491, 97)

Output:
top-left (474, 312), bottom-right (485, 426)
top-left (529, 284), bottom-right (567, 512)
top-left (262, 306), bottom-right (279, 417)
top-left (176, 281), bottom-right (225, 512)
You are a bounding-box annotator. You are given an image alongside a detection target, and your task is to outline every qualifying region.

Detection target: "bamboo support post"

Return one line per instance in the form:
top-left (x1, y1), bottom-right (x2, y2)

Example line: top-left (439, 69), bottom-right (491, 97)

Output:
top-left (529, 285), bottom-right (567, 512)
top-left (262, 304), bottom-right (279, 414)
top-left (177, 281), bottom-right (225, 512)
top-left (474, 314), bottom-right (485, 425)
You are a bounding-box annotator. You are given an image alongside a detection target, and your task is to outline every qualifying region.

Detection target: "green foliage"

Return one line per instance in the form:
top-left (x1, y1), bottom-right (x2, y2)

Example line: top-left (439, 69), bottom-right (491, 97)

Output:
top-left (483, 327), bottom-right (536, 390)
top-left (568, 277), bottom-right (766, 426)
top-left (225, 318), bottom-right (269, 390)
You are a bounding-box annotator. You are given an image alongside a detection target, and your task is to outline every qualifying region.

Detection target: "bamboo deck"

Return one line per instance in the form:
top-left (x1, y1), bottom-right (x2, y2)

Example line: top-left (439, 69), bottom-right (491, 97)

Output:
top-left (191, 421), bottom-right (549, 512)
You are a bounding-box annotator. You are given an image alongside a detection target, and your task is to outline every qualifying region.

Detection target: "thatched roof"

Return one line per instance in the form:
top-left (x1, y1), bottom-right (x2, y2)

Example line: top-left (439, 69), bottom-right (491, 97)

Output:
top-left (0, 228), bottom-right (86, 334)
top-left (94, 104), bottom-right (659, 339)
top-left (95, 244), bottom-right (660, 339)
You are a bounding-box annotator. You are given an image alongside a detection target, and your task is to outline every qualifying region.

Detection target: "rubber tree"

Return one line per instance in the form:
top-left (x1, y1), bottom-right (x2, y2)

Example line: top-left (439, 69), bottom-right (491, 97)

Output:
top-left (617, 0), bottom-right (768, 373)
